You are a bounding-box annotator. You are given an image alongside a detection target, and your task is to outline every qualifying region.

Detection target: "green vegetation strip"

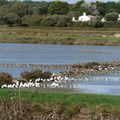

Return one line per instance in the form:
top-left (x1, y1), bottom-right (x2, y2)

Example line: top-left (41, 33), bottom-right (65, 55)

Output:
top-left (0, 34), bottom-right (120, 45)
top-left (0, 89), bottom-right (120, 108)
top-left (0, 28), bottom-right (120, 45)
top-left (1, 89), bottom-right (120, 119)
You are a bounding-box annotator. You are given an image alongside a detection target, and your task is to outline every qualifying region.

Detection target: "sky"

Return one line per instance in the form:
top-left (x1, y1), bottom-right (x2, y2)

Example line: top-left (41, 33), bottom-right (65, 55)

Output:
top-left (31, 0), bottom-right (116, 4)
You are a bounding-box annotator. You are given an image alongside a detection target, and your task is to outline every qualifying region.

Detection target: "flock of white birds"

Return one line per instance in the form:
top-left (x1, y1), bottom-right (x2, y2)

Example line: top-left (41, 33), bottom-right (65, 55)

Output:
top-left (1, 75), bottom-right (71, 89)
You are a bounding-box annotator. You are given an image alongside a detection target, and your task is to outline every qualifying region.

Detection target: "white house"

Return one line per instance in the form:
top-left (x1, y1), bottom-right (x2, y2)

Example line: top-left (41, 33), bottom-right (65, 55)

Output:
top-left (72, 12), bottom-right (96, 22)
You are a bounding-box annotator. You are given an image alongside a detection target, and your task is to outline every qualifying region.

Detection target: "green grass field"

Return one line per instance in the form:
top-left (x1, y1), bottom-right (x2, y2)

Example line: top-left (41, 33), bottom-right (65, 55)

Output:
top-left (0, 88), bottom-right (120, 119)
top-left (1, 88), bottom-right (120, 108)
top-left (0, 89), bottom-right (120, 119)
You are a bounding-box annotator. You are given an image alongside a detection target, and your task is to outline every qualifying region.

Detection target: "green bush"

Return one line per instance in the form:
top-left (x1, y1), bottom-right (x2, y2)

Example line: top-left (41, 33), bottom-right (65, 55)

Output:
top-left (40, 16), bottom-right (57, 27)
top-left (84, 62), bottom-right (99, 69)
top-left (23, 14), bottom-right (73, 27)
top-left (73, 21), bottom-right (94, 28)
top-left (105, 12), bottom-right (118, 21)
top-left (20, 70), bottom-right (52, 81)
top-left (103, 21), bottom-right (120, 28)
top-left (48, 1), bottom-right (69, 14)
top-left (56, 16), bottom-right (72, 27)
top-left (94, 21), bottom-right (103, 28)
top-left (22, 14), bottom-right (43, 26)
top-left (73, 21), bottom-right (103, 28)
top-left (3, 13), bottom-right (21, 26)
top-left (0, 72), bottom-right (13, 86)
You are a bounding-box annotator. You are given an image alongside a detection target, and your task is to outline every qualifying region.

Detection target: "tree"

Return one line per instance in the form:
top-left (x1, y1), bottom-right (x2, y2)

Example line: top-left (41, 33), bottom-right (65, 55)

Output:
top-left (0, 0), bottom-right (8, 5)
top-left (81, 2), bottom-right (99, 15)
top-left (48, 1), bottom-right (69, 14)
top-left (94, 1), bottom-right (106, 16)
top-left (41, 16), bottom-right (58, 27)
top-left (105, 12), bottom-right (118, 21)
top-left (105, 2), bottom-right (117, 13)
top-left (56, 16), bottom-right (72, 27)
top-left (3, 13), bottom-right (20, 26)
top-left (94, 21), bottom-right (103, 28)
top-left (0, 6), bottom-right (10, 24)
top-left (95, 1), bottom-right (118, 16)
top-left (10, 2), bottom-right (32, 18)
top-left (22, 14), bottom-right (43, 26)
top-left (74, 0), bottom-right (85, 11)
top-left (32, 1), bottom-right (49, 14)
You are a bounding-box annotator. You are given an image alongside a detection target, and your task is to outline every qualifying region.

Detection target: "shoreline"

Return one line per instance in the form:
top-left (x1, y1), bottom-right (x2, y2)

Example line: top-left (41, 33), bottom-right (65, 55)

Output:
top-left (0, 61), bottom-right (120, 76)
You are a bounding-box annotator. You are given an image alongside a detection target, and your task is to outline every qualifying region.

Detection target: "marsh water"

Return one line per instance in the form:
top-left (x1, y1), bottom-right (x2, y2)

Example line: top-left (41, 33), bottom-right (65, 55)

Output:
top-left (0, 43), bottom-right (120, 64)
top-left (74, 73), bottom-right (120, 95)
top-left (1, 43), bottom-right (120, 95)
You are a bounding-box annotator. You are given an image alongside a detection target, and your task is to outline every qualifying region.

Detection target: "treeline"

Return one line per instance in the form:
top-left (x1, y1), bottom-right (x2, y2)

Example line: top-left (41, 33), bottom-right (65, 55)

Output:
top-left (0, 0), bottom-right (120, 27)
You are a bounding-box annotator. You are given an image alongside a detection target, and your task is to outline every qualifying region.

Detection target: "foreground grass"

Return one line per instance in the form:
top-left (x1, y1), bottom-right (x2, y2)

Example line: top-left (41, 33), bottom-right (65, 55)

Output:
top-left (0, 88), bottom-right (120, 108)
top-left (0, 89), bottom-right (120, 119)
top-left (0, 27), bottom-right (120, 45)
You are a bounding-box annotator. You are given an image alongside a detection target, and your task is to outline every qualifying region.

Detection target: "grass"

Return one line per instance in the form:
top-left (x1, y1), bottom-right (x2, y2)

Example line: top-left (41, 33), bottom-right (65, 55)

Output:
top-left (0, 27), bottom-right (120, 45)
top-left (0, 88), bottom-right (120, 108)
top-left (0, 89), bottom-right (120, 119)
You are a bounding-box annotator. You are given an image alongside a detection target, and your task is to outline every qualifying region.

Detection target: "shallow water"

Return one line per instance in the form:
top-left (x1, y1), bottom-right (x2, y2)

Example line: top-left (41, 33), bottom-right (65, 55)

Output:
top-left (0, 43), bottom-right (120, 64)
top-left (1, 43), bottom-right (120, 95)
top-left (0, 43), bottom-right (120, 77)
top-left (74, 73), bottom-right (120, 95)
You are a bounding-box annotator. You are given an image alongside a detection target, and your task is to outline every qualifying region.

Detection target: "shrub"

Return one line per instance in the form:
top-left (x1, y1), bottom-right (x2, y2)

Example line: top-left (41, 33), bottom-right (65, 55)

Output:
top-left (40, 16), bottom-right (57, 27)
top-left (105, 12), bottom-right (118, 21)
top-left (20, 70), bottom-right (52, 81)
top-left (48, 1), bottom-right (69, 14)
top-left (40, 71), bottom-right (52, 79)
top-left (3, 13), bottom-right (21, 26)
top-left (56, 16), bottom-right (72, 27)
top-left (0, 72), bottom-right (13, 86)
top-left (84, 62), bottom-right (99, 69)
top-left (22, 14), bottom-right (43, 26)
top-left (94, 21), bottom-right (103, 28)
top-left (73, 21), bottom-right (94, 28)
top-left (103, 21), bottom-right (120, 28)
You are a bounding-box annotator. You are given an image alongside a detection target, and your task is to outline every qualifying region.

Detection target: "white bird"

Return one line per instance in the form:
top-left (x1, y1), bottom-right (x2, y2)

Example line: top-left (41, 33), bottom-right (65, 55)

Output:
top-left (1, 84), bottom-right (7, 88)
top-left (35, 83), bottom-right (40, 87)
top-left (50, 82), bottom-right (59, 88)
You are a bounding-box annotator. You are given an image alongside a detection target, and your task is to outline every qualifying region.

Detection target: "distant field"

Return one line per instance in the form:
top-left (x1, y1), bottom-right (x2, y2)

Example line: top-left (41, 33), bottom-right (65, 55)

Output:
top-left (0, 27), bottom-right (120, 45)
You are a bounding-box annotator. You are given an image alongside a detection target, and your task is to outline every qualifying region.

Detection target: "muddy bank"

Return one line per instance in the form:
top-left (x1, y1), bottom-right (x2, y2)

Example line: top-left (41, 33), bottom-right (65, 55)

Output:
top-left (21, 61), bottom-right (119, 77)
top-left (0, 61), bottom-right (120, 77)
top-left (60, 61), bottom-right (120, 77)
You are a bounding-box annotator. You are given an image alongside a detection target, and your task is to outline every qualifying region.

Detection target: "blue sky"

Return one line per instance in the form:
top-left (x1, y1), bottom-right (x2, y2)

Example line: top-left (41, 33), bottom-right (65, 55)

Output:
top-left (31, 0), bottom-right (115, 4)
